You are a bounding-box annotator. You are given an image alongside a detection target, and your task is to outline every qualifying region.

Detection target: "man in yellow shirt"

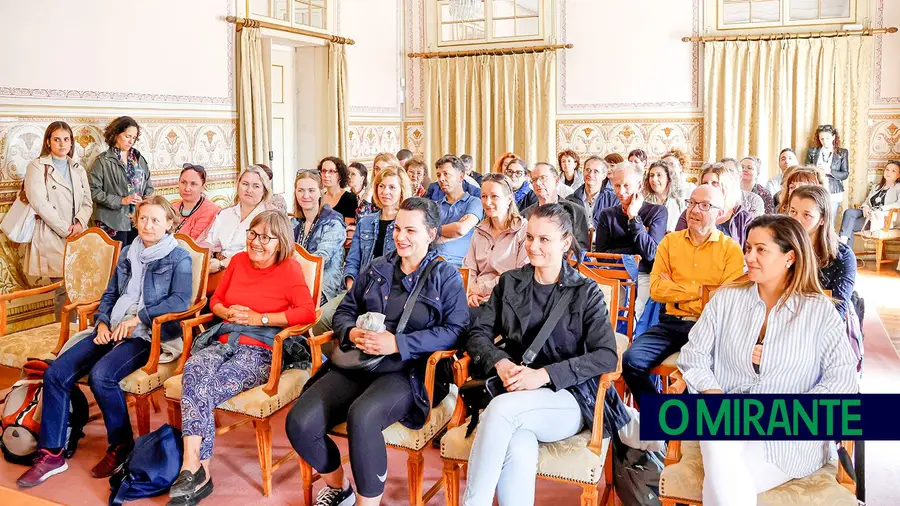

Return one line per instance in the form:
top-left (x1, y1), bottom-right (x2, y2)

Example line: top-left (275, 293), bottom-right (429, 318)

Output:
top-left (622, 185), bottom-right (745, 406)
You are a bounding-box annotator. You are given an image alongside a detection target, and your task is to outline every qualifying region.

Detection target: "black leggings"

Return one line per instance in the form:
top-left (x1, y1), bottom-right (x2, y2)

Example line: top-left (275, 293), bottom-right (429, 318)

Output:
top-left (286, 367), bottom-right (416, 498)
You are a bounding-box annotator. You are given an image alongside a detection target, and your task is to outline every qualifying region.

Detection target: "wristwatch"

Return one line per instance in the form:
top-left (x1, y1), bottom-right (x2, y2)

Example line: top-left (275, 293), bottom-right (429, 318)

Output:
top-left (261, 314), bottom-right (269, 327)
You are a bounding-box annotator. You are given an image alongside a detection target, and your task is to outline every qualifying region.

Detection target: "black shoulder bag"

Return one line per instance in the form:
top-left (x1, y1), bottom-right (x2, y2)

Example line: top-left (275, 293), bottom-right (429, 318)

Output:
top-left (459, 287), bottom-right (574, 436)
top-left (329, 259), bottom-right (440, 372)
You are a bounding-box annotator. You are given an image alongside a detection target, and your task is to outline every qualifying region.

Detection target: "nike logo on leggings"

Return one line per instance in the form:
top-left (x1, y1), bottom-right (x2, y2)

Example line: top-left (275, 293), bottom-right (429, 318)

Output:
top-left (377, 470), bottom-right (387, 482)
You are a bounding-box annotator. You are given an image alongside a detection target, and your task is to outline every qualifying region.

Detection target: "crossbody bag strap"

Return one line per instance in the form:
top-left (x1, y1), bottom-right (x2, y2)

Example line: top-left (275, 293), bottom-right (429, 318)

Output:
top-left (395, 258), bottom-right (441, 335)
top-left (522, 287), bottom-right (575, 366)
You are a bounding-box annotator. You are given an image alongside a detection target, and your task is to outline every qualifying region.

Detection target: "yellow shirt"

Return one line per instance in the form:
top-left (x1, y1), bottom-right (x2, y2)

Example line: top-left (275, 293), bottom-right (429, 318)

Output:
top-left (649, 228), bottom-right (745, 317)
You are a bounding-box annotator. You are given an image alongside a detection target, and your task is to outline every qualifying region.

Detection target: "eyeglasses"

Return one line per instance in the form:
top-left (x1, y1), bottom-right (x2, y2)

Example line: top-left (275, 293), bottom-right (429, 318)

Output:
top-left (504, 169), bottom-right (525, 179)
top-left (531, 174), bottom-right (554, 186)
top-left (295, 169), bottom-right (321, 179)
top-left (246, 230), bottom-right (276, 245)
top-left (685, 199), bottom-right (721, 212)
top-left (320, 168), bottom-right (338, 175)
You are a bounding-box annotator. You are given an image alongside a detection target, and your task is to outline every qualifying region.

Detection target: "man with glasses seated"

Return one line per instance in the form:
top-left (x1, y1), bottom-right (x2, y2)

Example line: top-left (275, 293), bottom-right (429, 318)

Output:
top-left (504, 158), bottom-right (538, 211)
top-left (566, 156), bottom-right (619, 224)
top-left (621, 184), bottom-right (745, 407)
top-left (521, 162), bottom-right (591, 253)
top-left (435, 155), bottom-right (484, 267)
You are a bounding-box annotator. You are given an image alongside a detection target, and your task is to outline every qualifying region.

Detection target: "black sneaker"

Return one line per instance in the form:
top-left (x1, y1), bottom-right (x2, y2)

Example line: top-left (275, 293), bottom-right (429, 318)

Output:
top-left (313, 484), bottom-right (356, 506)
top-left (167, 478), bottom-right (213, 506)
top-left (169, 467), bottom-right (207, 498)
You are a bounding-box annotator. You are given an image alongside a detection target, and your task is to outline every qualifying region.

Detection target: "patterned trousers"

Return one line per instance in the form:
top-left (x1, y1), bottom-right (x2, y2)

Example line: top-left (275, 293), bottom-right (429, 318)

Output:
top-left (181, 344), bottom-right (272, 460)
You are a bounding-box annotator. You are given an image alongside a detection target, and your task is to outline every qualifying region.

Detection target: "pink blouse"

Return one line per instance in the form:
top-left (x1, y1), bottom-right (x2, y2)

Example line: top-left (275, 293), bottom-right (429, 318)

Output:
top-left (462, 217), bottom-right (530, 298)
top-left (173, 197), bottom-right (220, 241)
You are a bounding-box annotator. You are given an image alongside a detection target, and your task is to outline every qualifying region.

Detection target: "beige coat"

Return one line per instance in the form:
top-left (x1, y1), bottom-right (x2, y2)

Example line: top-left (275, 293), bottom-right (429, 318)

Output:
top-left (24, 156), bottom-right (93, 278)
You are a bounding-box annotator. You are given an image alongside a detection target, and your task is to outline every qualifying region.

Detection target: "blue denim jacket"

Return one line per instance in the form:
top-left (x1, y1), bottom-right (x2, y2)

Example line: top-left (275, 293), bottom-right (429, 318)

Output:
top-left (343, 210), bottom-right (397, 283)
top-left (294, 204), bottom-right (347, 302)
top-left (94, 245), bottom-right (193, 342)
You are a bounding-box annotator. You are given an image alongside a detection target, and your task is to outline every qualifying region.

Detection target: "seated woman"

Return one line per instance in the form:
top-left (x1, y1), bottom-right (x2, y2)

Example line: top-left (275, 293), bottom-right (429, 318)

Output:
top-left (172, 163), bottom-right (220, 240)
top-left (294, 171), bottom-right (347, 304)
top-left (662, 148), bottom-right (697, 197)
top-left (628, 148), bottom-right (648, 173)
top-left (16, 196), bottom-right (192, 488)
top-left (839, 160), bottom-right (900, 247)
top-left (348, 162), bottom-right (369, 208)
top-left (557, 149), bottom-right (583, 190)
top-left (319, 156), bottom-right (359, 222)
top-left (358, 153), bottom-right (403, 216)
top-left (788, 186), bottom-right (857, 319)
top-left (739, 157), bottom-right (775, 214)
top-left (676, 164), bottom-right (753, 247)
top-left (774, 166), bottom-right (825, 213)
top-left (678, 215), bottom-right (859, 506)
top-left (504, 158), bottom-right (538, 211)
top-left (464, 173), bottom-right (529, 307)
top-left (463, 204), bottom-right (619, 505)
top-left (170, 211), bottom-right (316, 503)
top-left (285, 197), bottom-right (468, 506)
top-left (405, 157), bottom-right (428, 198)
top-left (202, 165), bottom-right (274, 273)
top-left (643, 159), bottom-right (687, 232)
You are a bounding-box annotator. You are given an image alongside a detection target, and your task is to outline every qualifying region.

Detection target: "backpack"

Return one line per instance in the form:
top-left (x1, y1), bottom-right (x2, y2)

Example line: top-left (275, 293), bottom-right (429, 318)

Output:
top-left (0, 359), bottom-right (88, 465)
top-left (611, 430), bottom-right (665, 506)
top-left (109, 424), bottom-right (184, 506)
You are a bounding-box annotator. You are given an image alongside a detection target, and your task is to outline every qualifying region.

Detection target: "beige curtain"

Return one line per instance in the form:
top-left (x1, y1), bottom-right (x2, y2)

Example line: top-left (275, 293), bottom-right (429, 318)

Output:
top-left (424, 52), bottom-right (556, 175)
top-left (703, 36), bottom-right (873, 204)
top-left (327, 42), bottom-right (350, 161)
top-left (238, 26), bottom-right (271, 170)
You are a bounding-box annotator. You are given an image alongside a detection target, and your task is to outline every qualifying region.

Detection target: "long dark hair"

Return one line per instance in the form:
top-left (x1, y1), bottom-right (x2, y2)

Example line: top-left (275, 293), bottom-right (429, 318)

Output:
top-left (400, 197), bottom-right (441, 250)
top-left (40, 121), bottom-right (75, 158)
top-left (788, 185), bottom-right (839, 267)
top-left (814, 124), bottom-right (842, 150)
top-left (530, 203), bottom-right (583, 266)
top-left (317, 156), bottom-right (349, 188)
top-left (878, 160), bottom-right (900, 189)
top-left (349, 162), bottom-right (368, 192)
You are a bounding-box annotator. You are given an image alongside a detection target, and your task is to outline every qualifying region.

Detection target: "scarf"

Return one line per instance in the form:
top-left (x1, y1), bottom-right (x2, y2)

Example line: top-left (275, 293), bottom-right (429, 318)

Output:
top-left (514, 181), bottom-right (533, 204)
top-left (109, 234), bottom-right (179, 334)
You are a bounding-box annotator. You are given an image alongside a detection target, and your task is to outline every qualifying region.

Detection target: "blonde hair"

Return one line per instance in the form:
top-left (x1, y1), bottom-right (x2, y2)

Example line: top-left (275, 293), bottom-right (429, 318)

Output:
top-left (700, 163), bottom-right (741, 210)
top-left (234, 165), bottom-right (273, 206)
top-left (372, 153), bottom-right (402, 173)
top-left (293, 170), bottom-right (324, 218)
top-left (248, 210), bottom-right (295, 265)
top-left (372, 167), bottom-right (413, 210)
top-left (133, 195), bottom-right (179, 233)
top-left (480, 173), bottom-right (522, 230)
top-left (776, 166), bottom-right (826, 214)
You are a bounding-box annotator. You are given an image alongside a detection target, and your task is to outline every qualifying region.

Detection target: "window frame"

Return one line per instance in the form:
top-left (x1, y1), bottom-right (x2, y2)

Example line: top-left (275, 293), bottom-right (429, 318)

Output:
top-left (717, 0), bottom-right (857, 31)
top-left (436, 0), bottom-right (546, 47)
top-left (246, 0), bottom-right (328, 31)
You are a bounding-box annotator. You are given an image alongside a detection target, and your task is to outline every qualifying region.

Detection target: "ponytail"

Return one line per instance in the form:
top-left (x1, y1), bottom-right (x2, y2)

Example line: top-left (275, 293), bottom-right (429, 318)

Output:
top-left (530, 203), bottom-right (583, 267)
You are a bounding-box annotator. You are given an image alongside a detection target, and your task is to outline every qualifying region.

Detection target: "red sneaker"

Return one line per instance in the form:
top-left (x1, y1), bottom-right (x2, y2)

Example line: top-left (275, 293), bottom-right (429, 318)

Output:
top-left (16, 449), bottom-right (68, 488)
top-left (91, 443), bottom-right (132, 478)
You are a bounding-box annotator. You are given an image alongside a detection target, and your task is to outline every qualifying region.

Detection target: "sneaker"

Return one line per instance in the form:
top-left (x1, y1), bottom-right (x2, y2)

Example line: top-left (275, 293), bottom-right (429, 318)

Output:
top-left (167, 478), bottom-right (214, 506)
top-left (170, 467), bottom-right (207, 498)
top-left (313, 484), bottom-right (356, 506)
top-left (16, 449), bottom-right (68, 488)
top-left (90, 443), bottom-right (132, 478)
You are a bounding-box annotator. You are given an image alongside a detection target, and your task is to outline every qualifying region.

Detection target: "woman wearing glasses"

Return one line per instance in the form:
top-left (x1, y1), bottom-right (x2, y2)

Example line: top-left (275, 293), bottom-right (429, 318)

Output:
top-left (171, 164), bottom-right (220, 240)
top-left (319, 156), bottom-right (359, 221)
top-left (294, 171), bottom-right (347, 304)
top-left (170, 211), bottom-right (316, 504)
top-left (504, 158), bottom-right (538, 211)
top-left (677, 215), bottom-right (858, 506)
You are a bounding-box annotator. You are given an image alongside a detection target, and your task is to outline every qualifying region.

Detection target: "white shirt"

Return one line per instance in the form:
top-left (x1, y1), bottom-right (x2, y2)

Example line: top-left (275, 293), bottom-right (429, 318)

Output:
top-left (678, 284), bottom-right (859, 479)
top-left (202, 202), bottom-right (268, 259)
top-left (765, 174), bottom-right (783, 198)
top-left (556, 181), bottom-right (574, 199)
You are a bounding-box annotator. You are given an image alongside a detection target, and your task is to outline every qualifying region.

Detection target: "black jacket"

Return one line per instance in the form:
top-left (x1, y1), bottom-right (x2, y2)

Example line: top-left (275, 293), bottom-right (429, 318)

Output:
top-left (805, 147), bottom-right (849, 195)
top-left (523, 199), bottom-right (592, 253)
top-left (467, 261), bottom-right (619, 425)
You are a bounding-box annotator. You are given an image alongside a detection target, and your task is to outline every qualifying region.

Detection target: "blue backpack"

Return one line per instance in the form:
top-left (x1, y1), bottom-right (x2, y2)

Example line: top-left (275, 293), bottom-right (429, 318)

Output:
top-left (109, 424), bottom-right (183, 506)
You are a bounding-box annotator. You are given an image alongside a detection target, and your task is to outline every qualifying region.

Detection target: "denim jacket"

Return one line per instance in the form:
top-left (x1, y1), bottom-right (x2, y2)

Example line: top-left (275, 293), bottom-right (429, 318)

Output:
top-left (294, 204), bottom-right (347, 302)
top-left (344, 210), bottom-right (397, 283)
top-left (94, 245), bottom-right (193, 341)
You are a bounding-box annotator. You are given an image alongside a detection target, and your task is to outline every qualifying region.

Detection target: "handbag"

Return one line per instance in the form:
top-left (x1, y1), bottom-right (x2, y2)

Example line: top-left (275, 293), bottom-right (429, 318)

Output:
top-left (329, 259), bottom-right (440, 372)
top-left (459, 288), bottom-right (574, 436)
top-left (0, 165), bottom-right (49, 243)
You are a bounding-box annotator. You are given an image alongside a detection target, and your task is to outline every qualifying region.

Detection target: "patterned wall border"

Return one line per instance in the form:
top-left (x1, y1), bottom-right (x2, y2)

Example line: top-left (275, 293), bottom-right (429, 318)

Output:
top-left (348, 0), bottom-right (404, 115)
top-left (558, 0), bottom-right (700, 110)
top-left (0, 0), bottom-right (235, 106)
top-left (403, 121), bottom-right (425, 156)
top-left (874, 0), bottom-right (900, 104)
top-left (348, 121), bottom-right (402, 161)
top-left (868, 113), bottom-right (900, 161)
top-left (404, 0), bottom-right (426, 117)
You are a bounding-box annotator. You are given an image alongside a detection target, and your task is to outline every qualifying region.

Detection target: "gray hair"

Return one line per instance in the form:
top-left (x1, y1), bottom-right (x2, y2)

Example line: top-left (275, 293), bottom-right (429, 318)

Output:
top-left (533, 162), bottom-right (558, 179)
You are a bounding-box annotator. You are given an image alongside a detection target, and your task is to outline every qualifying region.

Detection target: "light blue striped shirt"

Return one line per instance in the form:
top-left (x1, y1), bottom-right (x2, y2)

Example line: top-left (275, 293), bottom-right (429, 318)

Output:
top-left (678, 283), bottom-right (859, 478)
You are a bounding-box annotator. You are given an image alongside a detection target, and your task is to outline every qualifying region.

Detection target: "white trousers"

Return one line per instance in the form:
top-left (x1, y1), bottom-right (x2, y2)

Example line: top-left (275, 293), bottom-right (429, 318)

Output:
top-left (634, 272), bottom-right (651, 322)
top-left (700, 441), bottom-right (793, 506)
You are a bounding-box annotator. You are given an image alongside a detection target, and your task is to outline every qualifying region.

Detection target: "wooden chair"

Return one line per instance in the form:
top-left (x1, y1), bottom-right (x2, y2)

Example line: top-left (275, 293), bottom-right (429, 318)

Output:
top-left (164, 244), bottom-right (323, 497)
top-left (458, 267), bottom-right (469, 293)
top-left (0, 228), bottom-right (120, 371)
top-left (114, 234), bottom-right (210, 436)
top-left (298, 333), bottom-right (460, 506)
top-left (854, 208), bottom-right (900, 272)
top-left (582, 253), bottom-right (641, 340)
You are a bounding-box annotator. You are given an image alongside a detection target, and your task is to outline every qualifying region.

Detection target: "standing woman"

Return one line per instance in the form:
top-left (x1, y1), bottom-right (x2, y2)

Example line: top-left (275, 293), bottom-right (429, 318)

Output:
top-left (643, 159), bottom-right (687, 232)
top-left (806, 125), bottom-right (850, 220)
top-left (739, 156), bottom-right (775, 214)
top-left (171, 164), bottom-right (220, 241)
top-left (463, 204), bottom-right (619, 505)
top-left (294, 171), bottom-right (348, 304)
top-left (678, 215), bottom-right (858, 506)
top-left (464, 174), bottom-right (529, 307)
top-left (557, 149), bottom-right (583, 190)
top-left (319, 156), bottom-right (359, 221)
top-left (788, 186), bottom-right (857, 319)
top-left (89, 116), bottom-right (153, 244)
top-left (24, 122), bottom-right (93, 319)
top-left (839, 160), bottom-right (900, 247)
top-left (286, 198), bottom-right (468, 506)
top-left (202, 165), bottom-right (273, 273)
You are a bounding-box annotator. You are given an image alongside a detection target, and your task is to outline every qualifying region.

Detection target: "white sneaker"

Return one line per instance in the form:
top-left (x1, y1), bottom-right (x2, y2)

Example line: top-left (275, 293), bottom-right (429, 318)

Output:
top-left (618, 404), bottom-right (666, 452)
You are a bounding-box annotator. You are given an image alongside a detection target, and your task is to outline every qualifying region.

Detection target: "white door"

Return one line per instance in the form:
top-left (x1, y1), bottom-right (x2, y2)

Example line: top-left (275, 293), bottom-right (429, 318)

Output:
top-left (271, 45), bottom-right (296, 213)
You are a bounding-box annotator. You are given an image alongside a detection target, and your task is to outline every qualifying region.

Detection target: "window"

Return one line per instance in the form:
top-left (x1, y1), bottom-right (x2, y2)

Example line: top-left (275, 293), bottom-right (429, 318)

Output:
top-left (437, 0), bottom-right (543, 46)
top-left (719, 0), bottom-right (854, 29)
top-left (247, 0), bottom-right (326, 30)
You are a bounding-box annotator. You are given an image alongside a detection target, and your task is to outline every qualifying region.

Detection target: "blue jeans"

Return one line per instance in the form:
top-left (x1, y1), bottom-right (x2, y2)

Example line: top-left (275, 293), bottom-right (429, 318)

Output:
top-left (839, 208), bottom-right (866, 248)
top-left (622, 315), bottom-right (695, 407)
top-left (39, 336), bottom-right (150, 449)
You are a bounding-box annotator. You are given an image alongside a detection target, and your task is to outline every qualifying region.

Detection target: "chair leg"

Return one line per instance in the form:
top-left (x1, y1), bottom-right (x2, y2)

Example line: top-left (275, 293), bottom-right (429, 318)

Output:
top-left (407, 450), bottom-right (426, 506)
top-left (442, 460), bottom-right (461, 506)
top-left (580, 484), bottom-right (599, 506)
top-left (299, 459), bottom-right (314, 506)
top-left (167, 399), bottom-right (183, 431)
top-left (150, 392), bottom-right (161, 413)
top-left (132, 394), bottom-right (151, 437)
top-left (253, 419), bottom-right (273, 497)
top-left (875, 239), bottom-right (884, 272)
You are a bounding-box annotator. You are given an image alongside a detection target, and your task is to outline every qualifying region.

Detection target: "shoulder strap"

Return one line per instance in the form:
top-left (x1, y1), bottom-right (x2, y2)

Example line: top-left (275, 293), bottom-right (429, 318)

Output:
top-left (522, 287), bottom-right (575, 366)
top-left (395, 259), bottom-right (440, 335)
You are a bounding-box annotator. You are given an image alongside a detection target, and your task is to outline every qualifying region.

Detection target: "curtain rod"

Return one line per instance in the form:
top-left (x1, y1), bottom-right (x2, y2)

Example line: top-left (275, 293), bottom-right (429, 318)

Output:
top-left (408, 43), bottom-right (573, 59)
top-left (226, 16), bottom-right (355, 45)
top-left (683, 26), bottom-right (897, 42)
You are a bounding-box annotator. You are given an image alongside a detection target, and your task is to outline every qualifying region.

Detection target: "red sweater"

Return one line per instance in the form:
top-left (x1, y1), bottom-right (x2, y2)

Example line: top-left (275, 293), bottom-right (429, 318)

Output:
top-left (211, 252), bottom-right (316, 347)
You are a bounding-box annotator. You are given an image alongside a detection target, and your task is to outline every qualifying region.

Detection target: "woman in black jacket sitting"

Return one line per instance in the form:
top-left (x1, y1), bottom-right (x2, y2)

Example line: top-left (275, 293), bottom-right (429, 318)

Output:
top-left (463, 203), bottom-right (620, 506)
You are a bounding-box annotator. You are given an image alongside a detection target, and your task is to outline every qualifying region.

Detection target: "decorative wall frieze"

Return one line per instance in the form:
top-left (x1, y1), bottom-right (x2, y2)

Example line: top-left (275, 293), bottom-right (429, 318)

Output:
top-left (403, 122), bottom-right (425, 156)
top-left (869, 114), bottom-right (900, 162)
top-left (348, 122), bottom-right (402, 161)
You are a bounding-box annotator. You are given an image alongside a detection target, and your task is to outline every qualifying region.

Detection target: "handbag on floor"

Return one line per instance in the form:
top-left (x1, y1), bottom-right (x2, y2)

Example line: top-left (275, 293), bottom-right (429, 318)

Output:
top-left (109, 424), bottom-right (184, 506)
top-left (611, 429), bottom-right (664, 506)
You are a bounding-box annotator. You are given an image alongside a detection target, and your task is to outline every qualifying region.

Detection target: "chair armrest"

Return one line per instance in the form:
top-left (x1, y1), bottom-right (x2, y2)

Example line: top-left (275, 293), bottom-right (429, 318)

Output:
top-left (587, 338), bottom-right (625, 456)
top-left (446, 353), bottom-right (472, 429)
top-left (837, 440), bottom-right (856, 489)
top-left (49, 298), bottom-right (102, 354)
top-left (308, 330), bottom-right (336, 375)
top-left (0, 281), bottom-right (64, 335)
top-left (141, 299), bottom-right (209, 375)
top-left (664, 440), bottom-right (683, 467)
top-left (422, 350), bottom-right (458, 425)
top-left (153, 299), bottom-right (207, 326)
top-left (174, 314), bottom-right (215, 375)
top-left (885, 209), bottom-right (900, 232)
top-left (262, 310), bottom-right (322, 396)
